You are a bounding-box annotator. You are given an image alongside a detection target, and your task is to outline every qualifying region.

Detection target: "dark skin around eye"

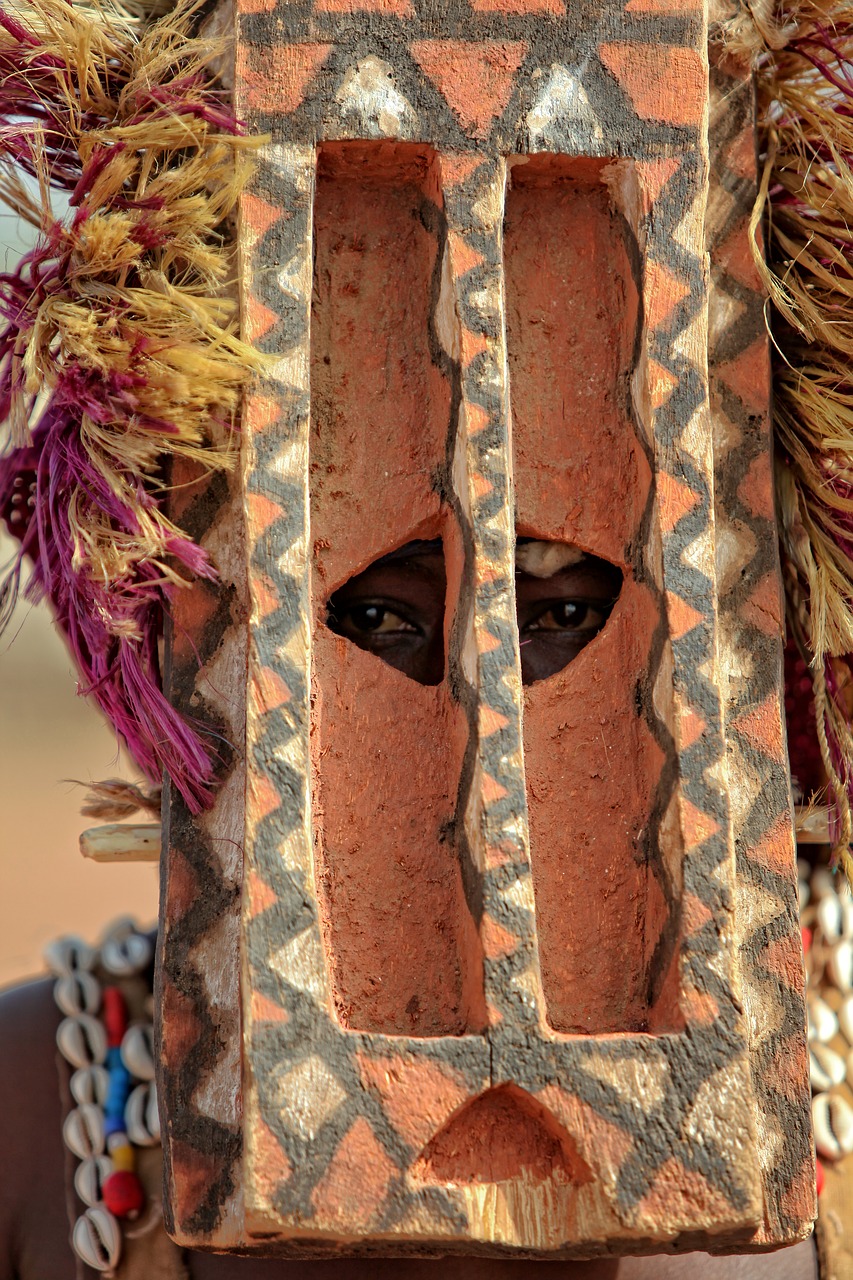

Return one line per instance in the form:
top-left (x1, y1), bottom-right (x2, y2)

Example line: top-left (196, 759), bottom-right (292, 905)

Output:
top-left (516, 558), bottom-right (623, 685)
top-left (326, 547), bottom-right (621, 686)
top-left (326, 553), bottom-right (447, 685)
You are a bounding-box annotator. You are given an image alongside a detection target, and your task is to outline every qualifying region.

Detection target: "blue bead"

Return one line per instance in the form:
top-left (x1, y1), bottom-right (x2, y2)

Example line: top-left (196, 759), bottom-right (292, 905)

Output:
top-left (104, 1114), bottom-right (126, 1138)
top-left (106, 1046), bottom-right (123, 1070)
top-left (105, 1065), bottom-right (131, 1115)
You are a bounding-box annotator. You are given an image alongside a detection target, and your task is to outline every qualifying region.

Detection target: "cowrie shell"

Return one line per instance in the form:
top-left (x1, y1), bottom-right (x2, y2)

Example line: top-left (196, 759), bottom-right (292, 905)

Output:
top-left (839, 994), bottom-right (853, 1044)
top-left (125, 1082), bottom-right (160, 1146)
top-left (74, 1155), bottom-right (114, 1208)
top-left (44, 936), bottom-right (96, 977)
top-left (810, 1043), bottom-right (847, 1091)
top-left (70, 1065), bottom-right (109, 1108)
top-left (799, 879), bottom-right (810, 912)
top-left (72, 1207), bottom-right (121, 1272)
top-left (813, 1092), bottom-right (853, 1160)
top-left (99, 916), bottom-right (138, 948)
top-left (811, 868), bottom-right (840, 902)
top-left (828, 940), bottom-right (853, 991)
top-left (101, 932), bottom-right (153, 977)
top-left (818, 894), bottom-right (853, 942)
top-left (57, 1014), bottom-right (107, 1069)
top-left (63, 1104), bottom-right (105, 1159)
top-left (55, 971), bottom-right (101, 1018)
top-left (121, 1024), bottom-right (155, 1081)
top-left (808, 995), bottom-right (839, 1043)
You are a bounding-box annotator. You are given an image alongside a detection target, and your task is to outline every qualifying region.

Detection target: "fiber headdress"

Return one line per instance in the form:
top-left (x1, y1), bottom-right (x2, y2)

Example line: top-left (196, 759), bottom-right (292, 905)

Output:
top-left (0, 0), bottom-right (259, 812)
top-left (719, 0), bottom-right (853, 878)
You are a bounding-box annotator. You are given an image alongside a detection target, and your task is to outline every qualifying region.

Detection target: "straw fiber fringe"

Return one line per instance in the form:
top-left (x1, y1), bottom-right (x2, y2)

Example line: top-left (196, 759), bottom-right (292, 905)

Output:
top-left (0, 0), bottom-right (261, 812)
top-left (731, 0), bottom-right (853, 879)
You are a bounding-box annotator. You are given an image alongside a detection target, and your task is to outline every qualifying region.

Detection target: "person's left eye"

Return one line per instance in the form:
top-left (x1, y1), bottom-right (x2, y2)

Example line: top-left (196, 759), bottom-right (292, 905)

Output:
top-left (524, 600), bottom-right (611, 635)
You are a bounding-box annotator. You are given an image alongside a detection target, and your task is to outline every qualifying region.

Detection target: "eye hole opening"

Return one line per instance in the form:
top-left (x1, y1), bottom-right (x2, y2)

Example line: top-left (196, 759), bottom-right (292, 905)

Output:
top-left (325, 539), bottom-right (446, 687)
top-left (515, 540), bottom-right (623, 687)
top-left (324, 538), bottom-right (622, 689)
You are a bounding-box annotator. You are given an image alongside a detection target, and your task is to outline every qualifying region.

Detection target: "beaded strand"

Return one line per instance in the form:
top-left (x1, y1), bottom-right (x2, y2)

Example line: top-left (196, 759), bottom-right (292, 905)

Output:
top-left (800, 862), bottom-right (853, 1184)
top-left (46, 920), bottom-right (159, 1277)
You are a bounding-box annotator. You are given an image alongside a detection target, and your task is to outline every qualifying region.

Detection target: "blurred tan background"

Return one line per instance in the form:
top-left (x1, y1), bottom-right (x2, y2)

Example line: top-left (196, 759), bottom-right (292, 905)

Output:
top-left (1, 202), bottom-right (158, 991)
top-left (0, 575), bottom-right (159, 988)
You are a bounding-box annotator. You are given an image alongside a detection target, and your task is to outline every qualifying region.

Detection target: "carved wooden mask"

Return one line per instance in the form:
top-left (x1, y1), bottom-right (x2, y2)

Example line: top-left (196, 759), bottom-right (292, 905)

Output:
top-left (158, 0), bottom-right (814, 1257)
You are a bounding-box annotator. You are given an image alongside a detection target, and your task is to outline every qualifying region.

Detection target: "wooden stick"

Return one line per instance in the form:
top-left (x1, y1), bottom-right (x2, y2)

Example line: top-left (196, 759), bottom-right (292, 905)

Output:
top-left (79, 823), bottom-right (161, 862)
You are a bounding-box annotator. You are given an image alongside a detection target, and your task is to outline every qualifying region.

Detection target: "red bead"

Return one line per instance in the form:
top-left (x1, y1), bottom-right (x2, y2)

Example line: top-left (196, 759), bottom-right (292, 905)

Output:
top-left (102, 1170), bottom-right (145, 1219)
top-left (802, 926), bottom-right (813, 955)
top-left (102, 987), bottom-right (128, 1047)
top-left (816, 1158), bottom-right (825, 1198)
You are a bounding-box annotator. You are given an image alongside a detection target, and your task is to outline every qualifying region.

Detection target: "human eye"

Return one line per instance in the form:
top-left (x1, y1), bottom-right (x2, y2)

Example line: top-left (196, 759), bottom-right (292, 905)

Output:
top-left (332, 601), bottom-right (420, 638)
top-left (524, 599), bottom-right (612, 635)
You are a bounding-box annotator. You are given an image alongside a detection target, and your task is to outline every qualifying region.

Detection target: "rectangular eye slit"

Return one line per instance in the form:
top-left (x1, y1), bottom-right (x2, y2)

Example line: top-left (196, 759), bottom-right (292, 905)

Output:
top-left (503, 156), bottom-right (684, 1035)
top-left (309, 142), bottom-right (486, 1038)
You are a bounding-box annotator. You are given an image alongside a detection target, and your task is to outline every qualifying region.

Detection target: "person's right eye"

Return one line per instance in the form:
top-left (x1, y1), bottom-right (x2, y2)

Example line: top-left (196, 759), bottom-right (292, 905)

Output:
top-left (334, 603), bottom-right (420, 637)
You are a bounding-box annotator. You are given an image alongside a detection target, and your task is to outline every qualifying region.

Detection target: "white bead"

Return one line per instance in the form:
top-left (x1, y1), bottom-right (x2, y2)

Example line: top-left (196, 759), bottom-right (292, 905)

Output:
top-left (74, 1155), bottom-right (114, 1208)
top-left (57, 1014), bottom-right (107, 1069)
top-left (72, 1207), bottom-right (121, 1272)
top-left (808, 995), bottom-right (839, 1043)
top-left (125, 1082), bottom-right (160, 1146)
top-left (813, 1091), bottom-right (853, 1160)
top-left (828, 940), bottom-right (853, 991)
top-left (44, 936), bottom-right (96, 977)
top-left (63, 1104), bottom-right (105, 1159)
top-left (101, 932), bottom-right (153, 977)
top-left (120, 1024), bottom-right (155, 1081)
top-left (70, 1065), bottom-right (109, 1108)
top-left (54, 971), bottom-right (101, 1018)
top-left (810, 1043), bottom-right (847, 1091)
top-left (107, 1129), bottom-right (130, 1155)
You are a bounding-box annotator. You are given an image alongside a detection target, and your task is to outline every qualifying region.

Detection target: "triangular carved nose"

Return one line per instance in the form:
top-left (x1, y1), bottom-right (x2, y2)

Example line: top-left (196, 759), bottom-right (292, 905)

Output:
top-left (412, 1085), bottom-right (593, 1185)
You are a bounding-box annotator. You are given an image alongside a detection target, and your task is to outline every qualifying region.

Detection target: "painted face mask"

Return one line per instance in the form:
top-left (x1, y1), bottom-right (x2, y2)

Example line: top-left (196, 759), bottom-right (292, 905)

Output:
top-left (3, 0), bottom-right (853, 1265)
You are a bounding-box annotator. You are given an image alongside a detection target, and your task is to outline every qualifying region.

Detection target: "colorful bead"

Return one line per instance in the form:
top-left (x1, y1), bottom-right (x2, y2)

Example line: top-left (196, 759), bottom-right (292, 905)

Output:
top-left (102, 1170), bottom-right (145, 1220)
top-left (107, 1134), bottom-right (135, 1172)
top-left (102, 987), bottom-right (128, 1047)
top-left (104, 1050), bottom-right (131, 1120)
top-left (53, 924), bottom-right (158, 1278)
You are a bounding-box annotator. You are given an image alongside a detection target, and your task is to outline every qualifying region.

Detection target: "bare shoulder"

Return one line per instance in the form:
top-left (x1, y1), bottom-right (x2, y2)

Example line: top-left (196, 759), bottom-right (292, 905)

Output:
top-left (0, 976), bottom-right (77, 1280)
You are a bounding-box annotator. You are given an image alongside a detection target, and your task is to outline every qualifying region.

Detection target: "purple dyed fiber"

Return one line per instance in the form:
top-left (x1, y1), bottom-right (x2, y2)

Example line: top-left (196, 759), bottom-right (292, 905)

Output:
top-left (0, 8), bottom-right (247, 812)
